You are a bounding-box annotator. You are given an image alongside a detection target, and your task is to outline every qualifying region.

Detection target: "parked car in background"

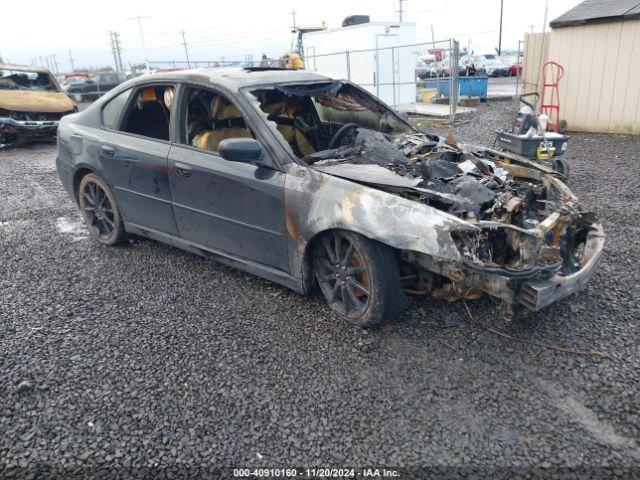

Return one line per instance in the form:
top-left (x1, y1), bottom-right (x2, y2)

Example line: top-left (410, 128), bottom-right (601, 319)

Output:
top-left (66, 72), bottom-right (122, 102)
top-left (484, 58), bottom-right (510, 77)
top-left (506, 56), bottom-right (523, 76)
top-left (56, 68), bottom-right (604, 326)
top-left (460, 55), bottom-right (487, 76)
top-left (60, 73), bottom-right (90, 93)
top-left (0, 63), bottom-right (77, 148)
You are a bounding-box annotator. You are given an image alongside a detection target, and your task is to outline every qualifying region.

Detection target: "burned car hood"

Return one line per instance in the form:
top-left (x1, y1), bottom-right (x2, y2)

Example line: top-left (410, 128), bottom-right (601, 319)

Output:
top-left (0, 90), bottom-right (75, 113)
top-left (308, 129), bottom-right (596, 273)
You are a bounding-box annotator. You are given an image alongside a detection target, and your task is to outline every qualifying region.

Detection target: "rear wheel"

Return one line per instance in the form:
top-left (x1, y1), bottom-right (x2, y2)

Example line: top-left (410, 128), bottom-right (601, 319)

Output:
top-left (313, 230), bottom-right (408, 327)
top-left (78, 173), bottom-right (127, 245)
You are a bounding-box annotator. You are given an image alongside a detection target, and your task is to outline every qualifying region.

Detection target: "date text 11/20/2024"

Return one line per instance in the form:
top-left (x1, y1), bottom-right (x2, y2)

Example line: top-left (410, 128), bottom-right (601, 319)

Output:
top-left (233, 468), bottom-right (400, 478)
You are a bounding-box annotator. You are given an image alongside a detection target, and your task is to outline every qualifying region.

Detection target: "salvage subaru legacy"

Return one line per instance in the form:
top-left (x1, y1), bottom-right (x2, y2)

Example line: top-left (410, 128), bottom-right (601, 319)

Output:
top-left (55, 68), bottom-right (604, 327)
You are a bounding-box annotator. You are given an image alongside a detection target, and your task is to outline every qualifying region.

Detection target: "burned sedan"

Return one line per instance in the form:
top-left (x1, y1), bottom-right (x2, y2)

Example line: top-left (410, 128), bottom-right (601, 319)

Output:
top-left (0, 64), bottom-right (77, 148)
top-left (55, 68), bottom-right (604, 327)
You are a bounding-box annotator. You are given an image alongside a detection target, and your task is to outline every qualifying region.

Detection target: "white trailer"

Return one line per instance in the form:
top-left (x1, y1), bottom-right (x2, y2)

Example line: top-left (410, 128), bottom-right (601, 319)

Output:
top-left (302, 22), bottom-right (417, 107)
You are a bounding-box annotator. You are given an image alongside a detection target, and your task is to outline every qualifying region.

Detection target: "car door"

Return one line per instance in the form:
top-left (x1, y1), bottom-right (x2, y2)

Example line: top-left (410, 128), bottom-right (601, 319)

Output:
top-left (167, 85), bottom-right (288, 271)
top-left (96, 83), bottom-right (180, 236)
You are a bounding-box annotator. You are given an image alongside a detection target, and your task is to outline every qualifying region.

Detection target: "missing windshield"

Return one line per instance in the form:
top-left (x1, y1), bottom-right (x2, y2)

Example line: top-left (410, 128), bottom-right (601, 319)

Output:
top-left (249, 82), bottom-right (411, 158)
top-left (0, 69), bottom-right (57, 92)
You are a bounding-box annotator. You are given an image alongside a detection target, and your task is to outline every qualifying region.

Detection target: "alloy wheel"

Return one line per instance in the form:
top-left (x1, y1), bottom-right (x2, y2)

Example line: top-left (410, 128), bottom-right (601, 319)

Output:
top-left (81, 181), bottom-right (116, 240)
top-left (315, 231), bottom-right (371, 319)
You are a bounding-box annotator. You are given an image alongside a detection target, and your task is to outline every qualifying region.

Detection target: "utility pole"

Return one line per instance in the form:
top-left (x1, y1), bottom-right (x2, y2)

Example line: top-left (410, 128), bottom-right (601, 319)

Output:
top-left (430, 24), bottom-right (436, 50)
top-left (528, 25), bottom-right (535, 33)
top-left (498, 0), bottom-right (504, 55)
top-left (290, 9), bottom-right (297, 30)
top-left (180, 29), bottom-right (190, 68)
top-left (398, 0), bottom-right (406, 22)
top-left (51, 54), bottom-right (59, 75)
top-left (109, 31), bottom-right (120, 72)
top-left (45, 56), bottom-right (52, 72)
top-left (38, 56), bottom-right (44, 68)
top-left (113, 31), bottom-right (124, 71)
top-left (68, 50), bottom-right (75, 72)
top-left (127, 15), bottom-right (151, 70)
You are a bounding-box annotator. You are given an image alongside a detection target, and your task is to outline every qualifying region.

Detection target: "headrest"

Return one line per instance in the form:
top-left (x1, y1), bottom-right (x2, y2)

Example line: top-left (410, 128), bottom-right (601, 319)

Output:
top-left (141, 87), bottom-right (157, 103)
top-left (215, 103), bottom-right (242, 120)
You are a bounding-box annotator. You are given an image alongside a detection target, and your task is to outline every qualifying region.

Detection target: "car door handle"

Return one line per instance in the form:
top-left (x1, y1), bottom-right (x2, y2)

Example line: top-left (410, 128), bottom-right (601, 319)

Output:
top-left (175, 162), bottom-right (192, 177)
top-left (101, 145), bottom-right (115, 157)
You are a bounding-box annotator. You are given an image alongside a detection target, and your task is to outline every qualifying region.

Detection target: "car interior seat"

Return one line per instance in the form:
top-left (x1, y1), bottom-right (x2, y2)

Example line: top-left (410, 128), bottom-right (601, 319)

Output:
top-left (192, 96), bottom-right (253, 152)
top-left (262, 100), bottom-right (315, 157)
top-left (124, 87), bottom-right (170, 140)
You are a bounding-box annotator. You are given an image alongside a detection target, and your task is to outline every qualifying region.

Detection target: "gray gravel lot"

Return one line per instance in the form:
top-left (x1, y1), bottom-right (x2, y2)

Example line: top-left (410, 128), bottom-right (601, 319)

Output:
top-left (1, 100), bottom-right (639, 478)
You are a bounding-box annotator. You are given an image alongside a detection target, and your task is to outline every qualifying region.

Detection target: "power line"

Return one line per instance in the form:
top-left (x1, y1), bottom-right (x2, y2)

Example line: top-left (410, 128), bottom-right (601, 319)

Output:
top-left (68, 50), bottom-right (75, 72)
top-left (180, 29), bottom-right (191, 68)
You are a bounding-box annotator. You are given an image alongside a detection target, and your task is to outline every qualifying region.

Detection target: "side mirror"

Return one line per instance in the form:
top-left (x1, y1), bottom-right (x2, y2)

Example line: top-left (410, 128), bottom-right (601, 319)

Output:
top-left (218, 138), bottom-right (265, 165)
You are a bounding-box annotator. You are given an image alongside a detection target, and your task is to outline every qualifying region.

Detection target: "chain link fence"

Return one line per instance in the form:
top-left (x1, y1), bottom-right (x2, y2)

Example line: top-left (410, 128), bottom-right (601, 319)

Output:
top-left (148, 38), bottom-right (461, 123)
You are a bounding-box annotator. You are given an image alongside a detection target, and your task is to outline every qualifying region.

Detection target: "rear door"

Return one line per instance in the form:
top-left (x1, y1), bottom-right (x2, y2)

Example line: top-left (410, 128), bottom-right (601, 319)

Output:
top-left (97, 83), bottom-right (179, 236)
top-left (167, 85), bottom-right (288, 271)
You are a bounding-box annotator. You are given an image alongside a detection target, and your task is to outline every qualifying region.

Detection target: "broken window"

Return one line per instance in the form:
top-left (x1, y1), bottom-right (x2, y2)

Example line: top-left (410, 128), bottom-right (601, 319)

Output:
top-left (118, 85), bottom-right (174, 141)
top-left (249, 82), bottom-right (411, 158)
top-left (184, 87), bottom-right (254, 153)
top-left (0, 69), bottom-right (58, 92)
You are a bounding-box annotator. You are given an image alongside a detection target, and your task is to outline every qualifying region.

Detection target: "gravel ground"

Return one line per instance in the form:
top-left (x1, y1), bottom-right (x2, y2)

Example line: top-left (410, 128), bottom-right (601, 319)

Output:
top-left (1, 101), bottom-right (639, 478)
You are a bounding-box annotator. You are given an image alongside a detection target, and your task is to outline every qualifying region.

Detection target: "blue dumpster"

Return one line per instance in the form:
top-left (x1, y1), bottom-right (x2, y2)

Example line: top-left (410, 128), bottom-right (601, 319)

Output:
top-left (420, 76), bottom-right (488, 99)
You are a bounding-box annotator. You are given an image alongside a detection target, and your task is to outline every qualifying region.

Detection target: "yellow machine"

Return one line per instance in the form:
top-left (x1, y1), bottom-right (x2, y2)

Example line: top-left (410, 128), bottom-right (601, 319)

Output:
top-left (280, 53), bottom-right (304, 70)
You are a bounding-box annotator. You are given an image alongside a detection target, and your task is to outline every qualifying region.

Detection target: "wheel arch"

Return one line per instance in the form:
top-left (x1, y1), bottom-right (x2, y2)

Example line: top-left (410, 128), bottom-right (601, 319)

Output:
top-left (299, 226), bottom-right (404, 295)
top-left (72, 165), bottom-right (96, 203)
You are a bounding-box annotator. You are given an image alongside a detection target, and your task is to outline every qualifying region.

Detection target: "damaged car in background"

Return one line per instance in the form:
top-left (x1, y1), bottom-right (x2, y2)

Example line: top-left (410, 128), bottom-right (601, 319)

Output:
top-left (0, 64), bottom-right (77, 148)
top-left (55, 68), bottom-right (604, 327)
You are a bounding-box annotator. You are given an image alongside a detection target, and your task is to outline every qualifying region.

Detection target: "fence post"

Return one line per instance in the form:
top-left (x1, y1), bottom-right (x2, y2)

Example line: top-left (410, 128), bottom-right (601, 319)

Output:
top-left (449, 38), bottom-right (459, 124)
top-left (391, 47), bottom-right (396, 107)
top-left (516, 39), bottom-right (522, 101)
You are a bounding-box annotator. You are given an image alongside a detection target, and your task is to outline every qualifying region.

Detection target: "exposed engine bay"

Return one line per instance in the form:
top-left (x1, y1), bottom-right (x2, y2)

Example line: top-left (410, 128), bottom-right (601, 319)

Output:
top-left (250, 81), bottom-right (604, 316)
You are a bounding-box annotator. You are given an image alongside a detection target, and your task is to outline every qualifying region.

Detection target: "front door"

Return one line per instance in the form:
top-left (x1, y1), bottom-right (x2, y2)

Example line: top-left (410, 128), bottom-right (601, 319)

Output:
top-left (168, 86), bottom-right (288, 271)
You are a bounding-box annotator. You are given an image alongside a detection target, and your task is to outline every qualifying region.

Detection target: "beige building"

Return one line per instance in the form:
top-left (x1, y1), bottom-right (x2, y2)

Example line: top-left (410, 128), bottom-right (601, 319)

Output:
top-left (523, 0), bottom-right (640, 134)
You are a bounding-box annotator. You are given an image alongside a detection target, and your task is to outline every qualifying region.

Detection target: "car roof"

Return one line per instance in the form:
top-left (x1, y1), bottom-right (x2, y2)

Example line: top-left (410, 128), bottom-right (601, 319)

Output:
top-left (0, 63), bottom-right (53, 74)
top-left (131, 67), bottom-right (333, 91)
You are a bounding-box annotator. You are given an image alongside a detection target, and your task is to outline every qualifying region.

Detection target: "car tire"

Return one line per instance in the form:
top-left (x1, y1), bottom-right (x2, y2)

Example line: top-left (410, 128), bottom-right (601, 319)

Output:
top-left (78, 173), bottom-right (127, 245)
top-left (552, 158), bottom-right (570, 180)
top-left (313, 230), bottom-right (408, 328)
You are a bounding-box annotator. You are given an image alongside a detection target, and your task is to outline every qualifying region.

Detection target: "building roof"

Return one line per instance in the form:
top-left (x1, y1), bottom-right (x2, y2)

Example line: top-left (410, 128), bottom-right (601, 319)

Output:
top-left (550, 0), bottom-right (640, 28)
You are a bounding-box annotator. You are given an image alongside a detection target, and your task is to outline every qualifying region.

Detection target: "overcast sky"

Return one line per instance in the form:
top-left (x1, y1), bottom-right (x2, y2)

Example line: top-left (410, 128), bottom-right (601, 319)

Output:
top-left (1, 0), bottom-right (582, 72)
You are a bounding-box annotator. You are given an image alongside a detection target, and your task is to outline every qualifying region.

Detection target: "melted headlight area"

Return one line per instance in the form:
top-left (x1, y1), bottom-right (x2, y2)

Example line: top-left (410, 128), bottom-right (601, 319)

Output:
top-left (399, 209), bottom-right (598, 317)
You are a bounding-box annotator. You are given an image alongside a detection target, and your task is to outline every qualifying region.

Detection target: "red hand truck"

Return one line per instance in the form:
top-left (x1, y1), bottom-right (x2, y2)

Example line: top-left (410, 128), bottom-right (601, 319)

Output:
top-left (540, 61), bottom-right (565, 132)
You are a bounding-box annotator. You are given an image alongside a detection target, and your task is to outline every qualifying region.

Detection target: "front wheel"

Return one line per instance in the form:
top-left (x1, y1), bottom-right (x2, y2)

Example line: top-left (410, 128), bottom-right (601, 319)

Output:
top-left (313, 230), bottom-right (408, 327)
top-left (78, 173), bottom-right (127, 245)
top-left (552, 158), bottom-right (570, 180)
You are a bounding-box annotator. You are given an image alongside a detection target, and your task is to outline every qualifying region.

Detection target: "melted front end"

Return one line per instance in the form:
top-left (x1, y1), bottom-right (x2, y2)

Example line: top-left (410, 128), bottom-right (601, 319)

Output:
top-left (313, 130), bottom-right (605, 317)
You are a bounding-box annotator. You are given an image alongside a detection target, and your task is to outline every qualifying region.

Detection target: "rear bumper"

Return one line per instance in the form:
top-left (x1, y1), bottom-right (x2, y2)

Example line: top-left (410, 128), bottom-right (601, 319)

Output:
top-left (0, 117), bottom-right (58, 145)
top-left (519, 223), bottom-right (605, 311)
